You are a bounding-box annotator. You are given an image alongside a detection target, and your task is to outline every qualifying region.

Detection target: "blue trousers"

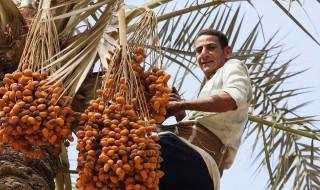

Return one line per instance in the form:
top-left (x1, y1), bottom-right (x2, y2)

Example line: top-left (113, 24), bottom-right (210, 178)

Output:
top-left (158, 133), bottom-right (214, 190)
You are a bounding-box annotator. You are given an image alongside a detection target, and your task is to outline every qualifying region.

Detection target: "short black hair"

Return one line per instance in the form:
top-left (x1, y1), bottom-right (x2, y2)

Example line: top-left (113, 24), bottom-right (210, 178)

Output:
top-left (194, 29), bottom-right (229, 48)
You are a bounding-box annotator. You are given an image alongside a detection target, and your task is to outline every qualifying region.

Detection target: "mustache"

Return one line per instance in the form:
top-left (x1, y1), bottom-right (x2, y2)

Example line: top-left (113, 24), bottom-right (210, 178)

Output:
top-left (199, 60), bottom-right (214, 64)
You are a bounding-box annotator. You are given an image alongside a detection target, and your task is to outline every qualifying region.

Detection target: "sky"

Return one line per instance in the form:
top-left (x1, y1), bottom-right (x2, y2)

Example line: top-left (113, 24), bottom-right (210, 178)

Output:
top-left (68, 1), bottom-right (320, 189)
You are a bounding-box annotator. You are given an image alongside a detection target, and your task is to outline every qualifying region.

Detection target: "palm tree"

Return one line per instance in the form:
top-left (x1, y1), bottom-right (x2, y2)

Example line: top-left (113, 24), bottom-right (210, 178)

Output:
top-left (0, 0), bottom-right (319, 189)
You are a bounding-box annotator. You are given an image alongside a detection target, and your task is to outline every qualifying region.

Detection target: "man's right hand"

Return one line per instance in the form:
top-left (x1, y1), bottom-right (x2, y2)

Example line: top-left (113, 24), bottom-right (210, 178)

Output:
top-left (166, 87), bottom-right (186, 121)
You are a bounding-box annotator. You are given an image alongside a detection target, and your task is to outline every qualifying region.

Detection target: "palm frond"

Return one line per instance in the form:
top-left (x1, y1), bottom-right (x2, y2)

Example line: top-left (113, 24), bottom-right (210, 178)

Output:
top-left (247, 42), bottom-right (320, 188)
top-left (49, 0), bottom-right (114, 37)
top-left (44, 1), bottom-right (119, 97)
top-left (272, 0), bottom-right (320, 46)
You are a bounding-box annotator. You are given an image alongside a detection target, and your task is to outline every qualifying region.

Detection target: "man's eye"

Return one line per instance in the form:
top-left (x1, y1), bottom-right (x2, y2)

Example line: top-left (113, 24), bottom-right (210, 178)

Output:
top-left (207, 44), bottom-right (216, 50)
top-left (195, 47), bottom-right (203, 54)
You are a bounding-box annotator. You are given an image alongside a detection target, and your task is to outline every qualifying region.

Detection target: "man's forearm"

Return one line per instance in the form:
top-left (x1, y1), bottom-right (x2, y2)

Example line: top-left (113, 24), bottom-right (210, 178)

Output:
top-left (181, 92), bottom-right (237, 113)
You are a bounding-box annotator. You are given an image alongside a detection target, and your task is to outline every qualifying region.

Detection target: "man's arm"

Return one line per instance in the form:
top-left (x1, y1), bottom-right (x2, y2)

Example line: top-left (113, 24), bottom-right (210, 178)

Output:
top-left (168, 61), bottom-right (252, 115)
top-left (167, 91), bottom-right (237, 114)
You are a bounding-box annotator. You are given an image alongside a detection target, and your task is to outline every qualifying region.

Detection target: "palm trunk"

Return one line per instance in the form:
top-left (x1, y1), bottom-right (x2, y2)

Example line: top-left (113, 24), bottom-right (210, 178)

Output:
top-left (0, 150), bottom-right (60, 190)
top-left (0, 0), bottom-right (30, 81)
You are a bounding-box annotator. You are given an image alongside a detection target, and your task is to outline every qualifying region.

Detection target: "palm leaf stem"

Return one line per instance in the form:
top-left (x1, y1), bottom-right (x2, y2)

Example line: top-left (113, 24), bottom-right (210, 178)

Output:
top-left (61, 145), bottom-right (72, 190)
top-left (55, 145), bottom-right (72, 190)
top-left (156, 0), bottom-right (247, 22)
top-left (248, 115), bottom-right (319, 141)
top-left (55, 173), bottom-right (64, 190)
top-left (126, 0), bottom-right (172, 23)
top-left (126, 0), bottom-right (247, 25)
top-left (272, 0), bottom-right (320, 46)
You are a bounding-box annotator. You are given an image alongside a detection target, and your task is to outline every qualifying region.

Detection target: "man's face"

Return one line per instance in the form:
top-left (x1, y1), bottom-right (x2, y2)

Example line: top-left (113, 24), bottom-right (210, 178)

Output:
top-left (195, 35), bottom-right (231, 80)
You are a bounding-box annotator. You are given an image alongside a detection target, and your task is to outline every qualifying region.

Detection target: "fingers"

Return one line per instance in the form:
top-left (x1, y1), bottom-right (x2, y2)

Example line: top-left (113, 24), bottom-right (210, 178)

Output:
top-left (167, 101), bottom-right (183, 112)
top-left (168, 93), bottom-right (181, 101)
top-left (165, 110), bottom-right (174, 118)
top-left (166, 101), bottom-right (176, 112)
top-left (175, 110), bottom-right (186, 121)
top-left (172, 87), bottom-right (179, 94)
top-left (165, 104), bottom-right (186, 120)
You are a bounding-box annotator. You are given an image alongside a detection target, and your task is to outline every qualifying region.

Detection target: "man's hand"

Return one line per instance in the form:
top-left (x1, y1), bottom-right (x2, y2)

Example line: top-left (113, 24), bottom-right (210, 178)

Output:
top-left (166, 87), bottom-right (186, 121)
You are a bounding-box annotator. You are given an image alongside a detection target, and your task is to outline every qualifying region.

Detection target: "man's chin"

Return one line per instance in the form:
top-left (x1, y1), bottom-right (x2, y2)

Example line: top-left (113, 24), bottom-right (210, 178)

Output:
top-left (202, 68), bottom-right (213, 73)
top-left (202, 70), bottom-right (214, 79)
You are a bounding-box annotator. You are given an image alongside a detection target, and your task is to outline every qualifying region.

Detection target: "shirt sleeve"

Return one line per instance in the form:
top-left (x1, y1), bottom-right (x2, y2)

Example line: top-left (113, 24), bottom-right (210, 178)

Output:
top-left (221, 60), bottom-right (252, 109)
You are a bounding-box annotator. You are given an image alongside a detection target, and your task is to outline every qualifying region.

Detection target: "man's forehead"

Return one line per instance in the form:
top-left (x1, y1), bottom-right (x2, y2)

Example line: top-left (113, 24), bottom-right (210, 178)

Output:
top-left (194, 39), bottom-right (218, 48)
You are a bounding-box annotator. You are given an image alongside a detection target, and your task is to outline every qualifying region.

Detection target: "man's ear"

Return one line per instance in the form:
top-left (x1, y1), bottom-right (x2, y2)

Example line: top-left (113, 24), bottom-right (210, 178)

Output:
top-left (224, 46), bottom-right (232, 59)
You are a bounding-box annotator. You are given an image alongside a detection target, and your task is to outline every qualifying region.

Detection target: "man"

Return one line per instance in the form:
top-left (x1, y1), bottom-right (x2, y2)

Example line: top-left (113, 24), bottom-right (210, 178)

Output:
top-left (158, 29), bottom-right (252, 190)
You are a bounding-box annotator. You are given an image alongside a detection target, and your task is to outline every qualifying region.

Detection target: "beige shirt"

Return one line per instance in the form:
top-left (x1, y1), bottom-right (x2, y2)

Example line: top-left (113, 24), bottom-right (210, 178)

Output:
top-left (184, 59), bottom-right (252, 169)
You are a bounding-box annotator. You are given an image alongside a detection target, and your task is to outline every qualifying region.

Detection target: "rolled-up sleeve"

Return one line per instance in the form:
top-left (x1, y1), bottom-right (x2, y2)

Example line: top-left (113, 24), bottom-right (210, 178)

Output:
top-left (222, 60), bottom-right (252, 109)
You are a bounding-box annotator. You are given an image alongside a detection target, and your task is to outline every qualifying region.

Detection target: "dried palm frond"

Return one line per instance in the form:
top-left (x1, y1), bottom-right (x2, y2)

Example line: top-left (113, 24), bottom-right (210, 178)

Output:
top-left (43, 0), bottom-right (119, 98)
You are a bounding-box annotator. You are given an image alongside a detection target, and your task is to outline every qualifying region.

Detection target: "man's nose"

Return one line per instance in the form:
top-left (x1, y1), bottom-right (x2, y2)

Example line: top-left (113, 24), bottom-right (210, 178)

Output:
top-left (200, 47), bottom-right (210, 57)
